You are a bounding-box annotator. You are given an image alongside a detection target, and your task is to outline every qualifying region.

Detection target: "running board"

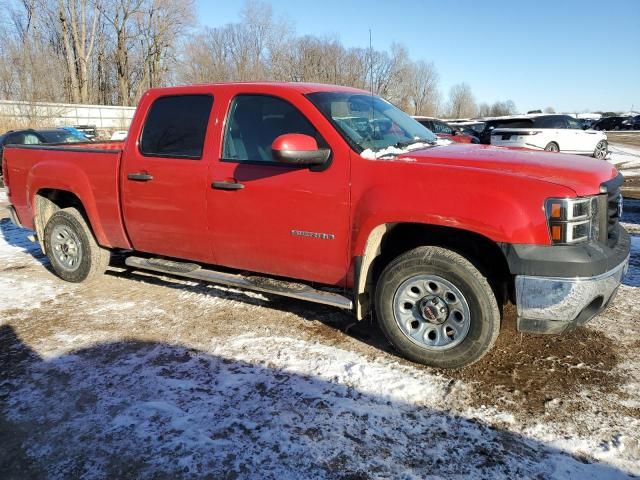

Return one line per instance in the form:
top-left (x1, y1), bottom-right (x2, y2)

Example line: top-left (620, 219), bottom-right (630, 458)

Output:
top-left (124, 256), bottom-right (353, 310)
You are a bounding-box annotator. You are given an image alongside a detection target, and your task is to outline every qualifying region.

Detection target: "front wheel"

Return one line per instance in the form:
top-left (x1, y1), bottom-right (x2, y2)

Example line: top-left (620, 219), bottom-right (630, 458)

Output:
top-left (593, 140), bottom-right (608, 159)
top-left (375, 246), bottom-right (500, 369)
top-left (544, 142), bottom-right (560, 152)
top-left (43, 208), bottom-right (110, 283)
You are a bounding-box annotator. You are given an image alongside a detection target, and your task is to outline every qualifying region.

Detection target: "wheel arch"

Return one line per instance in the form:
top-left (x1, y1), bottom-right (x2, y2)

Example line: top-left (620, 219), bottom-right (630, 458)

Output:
top-left (33, 188), bottom-right (102, 253)
top-left (354, 222), bottom-right (512, 319)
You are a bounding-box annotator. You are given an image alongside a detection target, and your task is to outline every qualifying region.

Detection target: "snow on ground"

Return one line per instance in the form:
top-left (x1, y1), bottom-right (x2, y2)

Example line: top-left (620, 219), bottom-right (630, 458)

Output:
top-left (1, 197), bottom-right (639, 479)
top-left (0, 190), bottom-right (7, 202)
top-left (608, 144), bottom-right (640, 177)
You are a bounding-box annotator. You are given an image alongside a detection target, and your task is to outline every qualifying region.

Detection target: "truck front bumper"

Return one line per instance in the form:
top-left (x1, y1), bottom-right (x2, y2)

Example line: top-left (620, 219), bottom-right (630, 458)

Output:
top-left (502, 225), bottom-right (631, 334)
top-left (515, 256), bottom-right (629, 334)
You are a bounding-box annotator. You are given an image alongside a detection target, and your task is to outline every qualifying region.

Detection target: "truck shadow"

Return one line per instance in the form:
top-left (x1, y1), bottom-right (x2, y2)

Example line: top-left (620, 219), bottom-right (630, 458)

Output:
top-left (0, 324), bottom-right (634, 479)
top-left (0, 219), bottom-right (48, 269)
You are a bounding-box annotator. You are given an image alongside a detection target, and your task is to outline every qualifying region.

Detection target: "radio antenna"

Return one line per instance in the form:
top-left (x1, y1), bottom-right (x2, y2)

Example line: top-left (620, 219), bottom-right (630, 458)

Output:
top-left (369, 29), bottom-right (374, 96)
top-left (369, 28), bottom-right (374, 120)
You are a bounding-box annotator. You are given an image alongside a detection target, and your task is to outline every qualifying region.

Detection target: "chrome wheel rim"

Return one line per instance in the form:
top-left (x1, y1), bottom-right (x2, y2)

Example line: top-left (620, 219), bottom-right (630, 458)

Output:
top-left (51, 225), bottom-right (83, 272)
top-left (393, 275), bottom-right (471, 351)
top-left (595, 141), bottom-right (607, 159)
top-left (545, 143), bottom-right (558, 152)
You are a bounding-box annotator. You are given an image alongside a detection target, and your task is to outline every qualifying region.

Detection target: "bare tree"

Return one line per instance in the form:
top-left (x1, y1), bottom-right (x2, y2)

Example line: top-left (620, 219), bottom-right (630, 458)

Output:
top-left (55, 0), bottom-right (100, 103)
top-left (447, 83), bottom-right (476, 118)
top-left (405, 60), bottom-right (439, 116)
top-left (0, 0), bottom-right (516, 123)
top-left (135, 0), bottom-right (194, 95)
top-left (98, 0), bottom-right (144, 105)
top-left (477, 102), bottom-right (491, 117)
top-left (489, 100), bottom-right (518, 117)
top-left (0, 1), bottom-right (67, 103)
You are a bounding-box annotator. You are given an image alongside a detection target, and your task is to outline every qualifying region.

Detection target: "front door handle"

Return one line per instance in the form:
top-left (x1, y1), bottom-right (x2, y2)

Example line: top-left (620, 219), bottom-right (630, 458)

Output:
top-left (127, 172), bottom-right (154, 182)
top-left (212, 181), bottom-right (244, 190)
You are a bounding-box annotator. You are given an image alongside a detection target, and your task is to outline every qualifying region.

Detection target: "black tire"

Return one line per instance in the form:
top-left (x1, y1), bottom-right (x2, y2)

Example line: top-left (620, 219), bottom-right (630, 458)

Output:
top-left (544, 142), bottom-right (559, 152)
top-left (43, 208), bottom-right (110, 283)
top-left (375, 246), bottom-right (500, 369)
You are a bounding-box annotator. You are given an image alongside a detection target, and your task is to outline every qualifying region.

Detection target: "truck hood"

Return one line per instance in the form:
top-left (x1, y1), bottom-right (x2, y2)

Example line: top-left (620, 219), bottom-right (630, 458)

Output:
top-left (394, 144), bottom-right (618, 196)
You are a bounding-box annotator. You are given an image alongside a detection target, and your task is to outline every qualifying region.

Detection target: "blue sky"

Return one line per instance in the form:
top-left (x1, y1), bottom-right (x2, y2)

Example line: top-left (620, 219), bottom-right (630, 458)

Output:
top-left (194, 0), bottom-right (639, 113)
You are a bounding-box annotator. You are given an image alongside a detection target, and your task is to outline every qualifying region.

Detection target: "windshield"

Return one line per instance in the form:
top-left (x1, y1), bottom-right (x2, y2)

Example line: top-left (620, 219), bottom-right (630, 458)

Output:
top-left (39, 130), bottom-right (88, 144)
top-left (306, 92), bottom-right (436, 154)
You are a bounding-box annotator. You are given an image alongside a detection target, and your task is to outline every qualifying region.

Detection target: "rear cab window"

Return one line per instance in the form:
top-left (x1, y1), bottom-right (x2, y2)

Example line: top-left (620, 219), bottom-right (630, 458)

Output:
top-left (140, 95), bottom-right (214, 159)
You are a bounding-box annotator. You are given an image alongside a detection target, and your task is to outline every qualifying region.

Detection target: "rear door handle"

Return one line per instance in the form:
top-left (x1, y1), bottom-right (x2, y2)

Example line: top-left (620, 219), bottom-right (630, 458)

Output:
top-left (127, 172), bottom-right (154, 182)
top-left (212, 181), bottom-right (244, 190)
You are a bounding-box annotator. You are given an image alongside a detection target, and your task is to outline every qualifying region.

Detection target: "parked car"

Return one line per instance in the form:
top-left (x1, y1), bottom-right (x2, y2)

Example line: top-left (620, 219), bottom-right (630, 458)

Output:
top-left (490, 114), bottom-right (608, 159)
top-left (413, 116), bottom-right (479, 143)
top-left (578, 118), bottom-right (598, 130)
top-left (622, 115), bottom-right (640, 130)
top-left (474, 118), bottom-right (540, 144)
top-left (591, 116), bottom-right (628, 131)
top-left (62, 126), bottom-right (93, 140)
top-left (71, 124), bottom-right (98, 139)
top-left (3, 83), bottom-right (629, 369)
top-left (0, 128), bottom-right (89, 186)
top-left (449, 121), bottom-right (486, 136)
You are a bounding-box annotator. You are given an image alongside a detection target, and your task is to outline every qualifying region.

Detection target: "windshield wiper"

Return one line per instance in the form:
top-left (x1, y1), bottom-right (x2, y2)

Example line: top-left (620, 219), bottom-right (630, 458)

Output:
top-left (394, 138), bottom-right (436, 148)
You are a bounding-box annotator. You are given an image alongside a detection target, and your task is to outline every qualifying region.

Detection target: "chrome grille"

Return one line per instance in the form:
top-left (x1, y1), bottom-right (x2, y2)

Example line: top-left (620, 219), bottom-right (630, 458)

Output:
top-left (601, 174), bottom-right (623, 247)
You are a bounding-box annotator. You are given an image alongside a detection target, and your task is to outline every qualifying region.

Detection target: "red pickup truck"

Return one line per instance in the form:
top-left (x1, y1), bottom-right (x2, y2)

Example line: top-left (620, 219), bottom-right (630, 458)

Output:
top-left (2, 83), bottom-right (630, 368)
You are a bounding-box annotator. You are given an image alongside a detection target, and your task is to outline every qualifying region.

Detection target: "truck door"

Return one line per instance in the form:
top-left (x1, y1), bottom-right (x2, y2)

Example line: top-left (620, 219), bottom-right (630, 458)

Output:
top-left (207, 93), bottom-right (351, 286)
top-left (121, 93), bottom-right (216, 262)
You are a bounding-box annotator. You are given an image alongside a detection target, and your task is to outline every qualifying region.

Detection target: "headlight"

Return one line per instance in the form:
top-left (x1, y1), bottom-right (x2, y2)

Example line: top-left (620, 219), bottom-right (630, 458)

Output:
top-left (545, 196), bottom-right (599, 244)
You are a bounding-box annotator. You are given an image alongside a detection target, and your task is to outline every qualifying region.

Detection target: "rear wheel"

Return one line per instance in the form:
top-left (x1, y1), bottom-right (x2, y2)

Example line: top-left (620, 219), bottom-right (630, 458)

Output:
top-left (44, 208), bottom-right (110, 283)
top-left (375, 246), bottom-right (500, 369)
top-left (544, 142), bottom-right (559, 152)
top-left (593, 140), bottom-right (608, 159)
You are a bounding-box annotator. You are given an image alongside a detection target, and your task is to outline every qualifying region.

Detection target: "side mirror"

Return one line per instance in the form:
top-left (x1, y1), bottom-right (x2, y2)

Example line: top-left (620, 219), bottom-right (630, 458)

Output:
top-left (271, 133), bottom-right (330, 166)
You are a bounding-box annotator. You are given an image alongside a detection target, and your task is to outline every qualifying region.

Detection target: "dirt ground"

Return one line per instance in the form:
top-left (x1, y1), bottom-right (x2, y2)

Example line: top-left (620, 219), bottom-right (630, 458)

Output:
top-left (607, 135), bottom-right (640, 199)
top-left (1, 191), bottom-right (639, 479)
top-left (607, 132), bottom-right (640, 149)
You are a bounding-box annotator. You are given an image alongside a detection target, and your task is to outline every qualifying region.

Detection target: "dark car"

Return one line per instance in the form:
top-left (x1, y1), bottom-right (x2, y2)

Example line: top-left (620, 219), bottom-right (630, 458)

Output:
top-left (578, 118), bottom-right (598, 130)
top-left (449, 121), bottom-right (485, 135)
top-left (0, 128), bottom-right (89, 186)
top-left (591, 117), bottom-right (628, 131)
top-left (622, 115), bottom-right (640, 130)
top-left (476, 118), bottom-right (538, 144)
top-left (413, 117), bottom-right (479, 143)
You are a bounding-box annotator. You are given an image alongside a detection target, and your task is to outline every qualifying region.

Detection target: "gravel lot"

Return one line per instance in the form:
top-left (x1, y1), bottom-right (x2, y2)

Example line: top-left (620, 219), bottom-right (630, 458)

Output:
top-left (1, 188), bottom-right (639, 479)
top-left (607, 134), bottom-right (640, 199)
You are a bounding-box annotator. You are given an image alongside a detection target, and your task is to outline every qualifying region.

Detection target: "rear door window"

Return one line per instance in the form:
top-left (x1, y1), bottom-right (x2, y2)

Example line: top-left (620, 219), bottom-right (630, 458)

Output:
top-left (140, 95), bottom-right (213, 159)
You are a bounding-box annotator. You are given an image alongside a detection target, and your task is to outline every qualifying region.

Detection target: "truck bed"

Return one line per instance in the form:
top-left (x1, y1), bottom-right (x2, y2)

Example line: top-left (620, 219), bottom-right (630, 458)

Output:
top-left (3, 141), bottom-right (131, 249)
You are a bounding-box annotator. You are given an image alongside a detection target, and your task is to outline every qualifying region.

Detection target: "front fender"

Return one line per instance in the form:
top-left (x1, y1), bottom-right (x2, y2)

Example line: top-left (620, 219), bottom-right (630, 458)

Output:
top-left (351, 166), bottom-right (577, 256)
